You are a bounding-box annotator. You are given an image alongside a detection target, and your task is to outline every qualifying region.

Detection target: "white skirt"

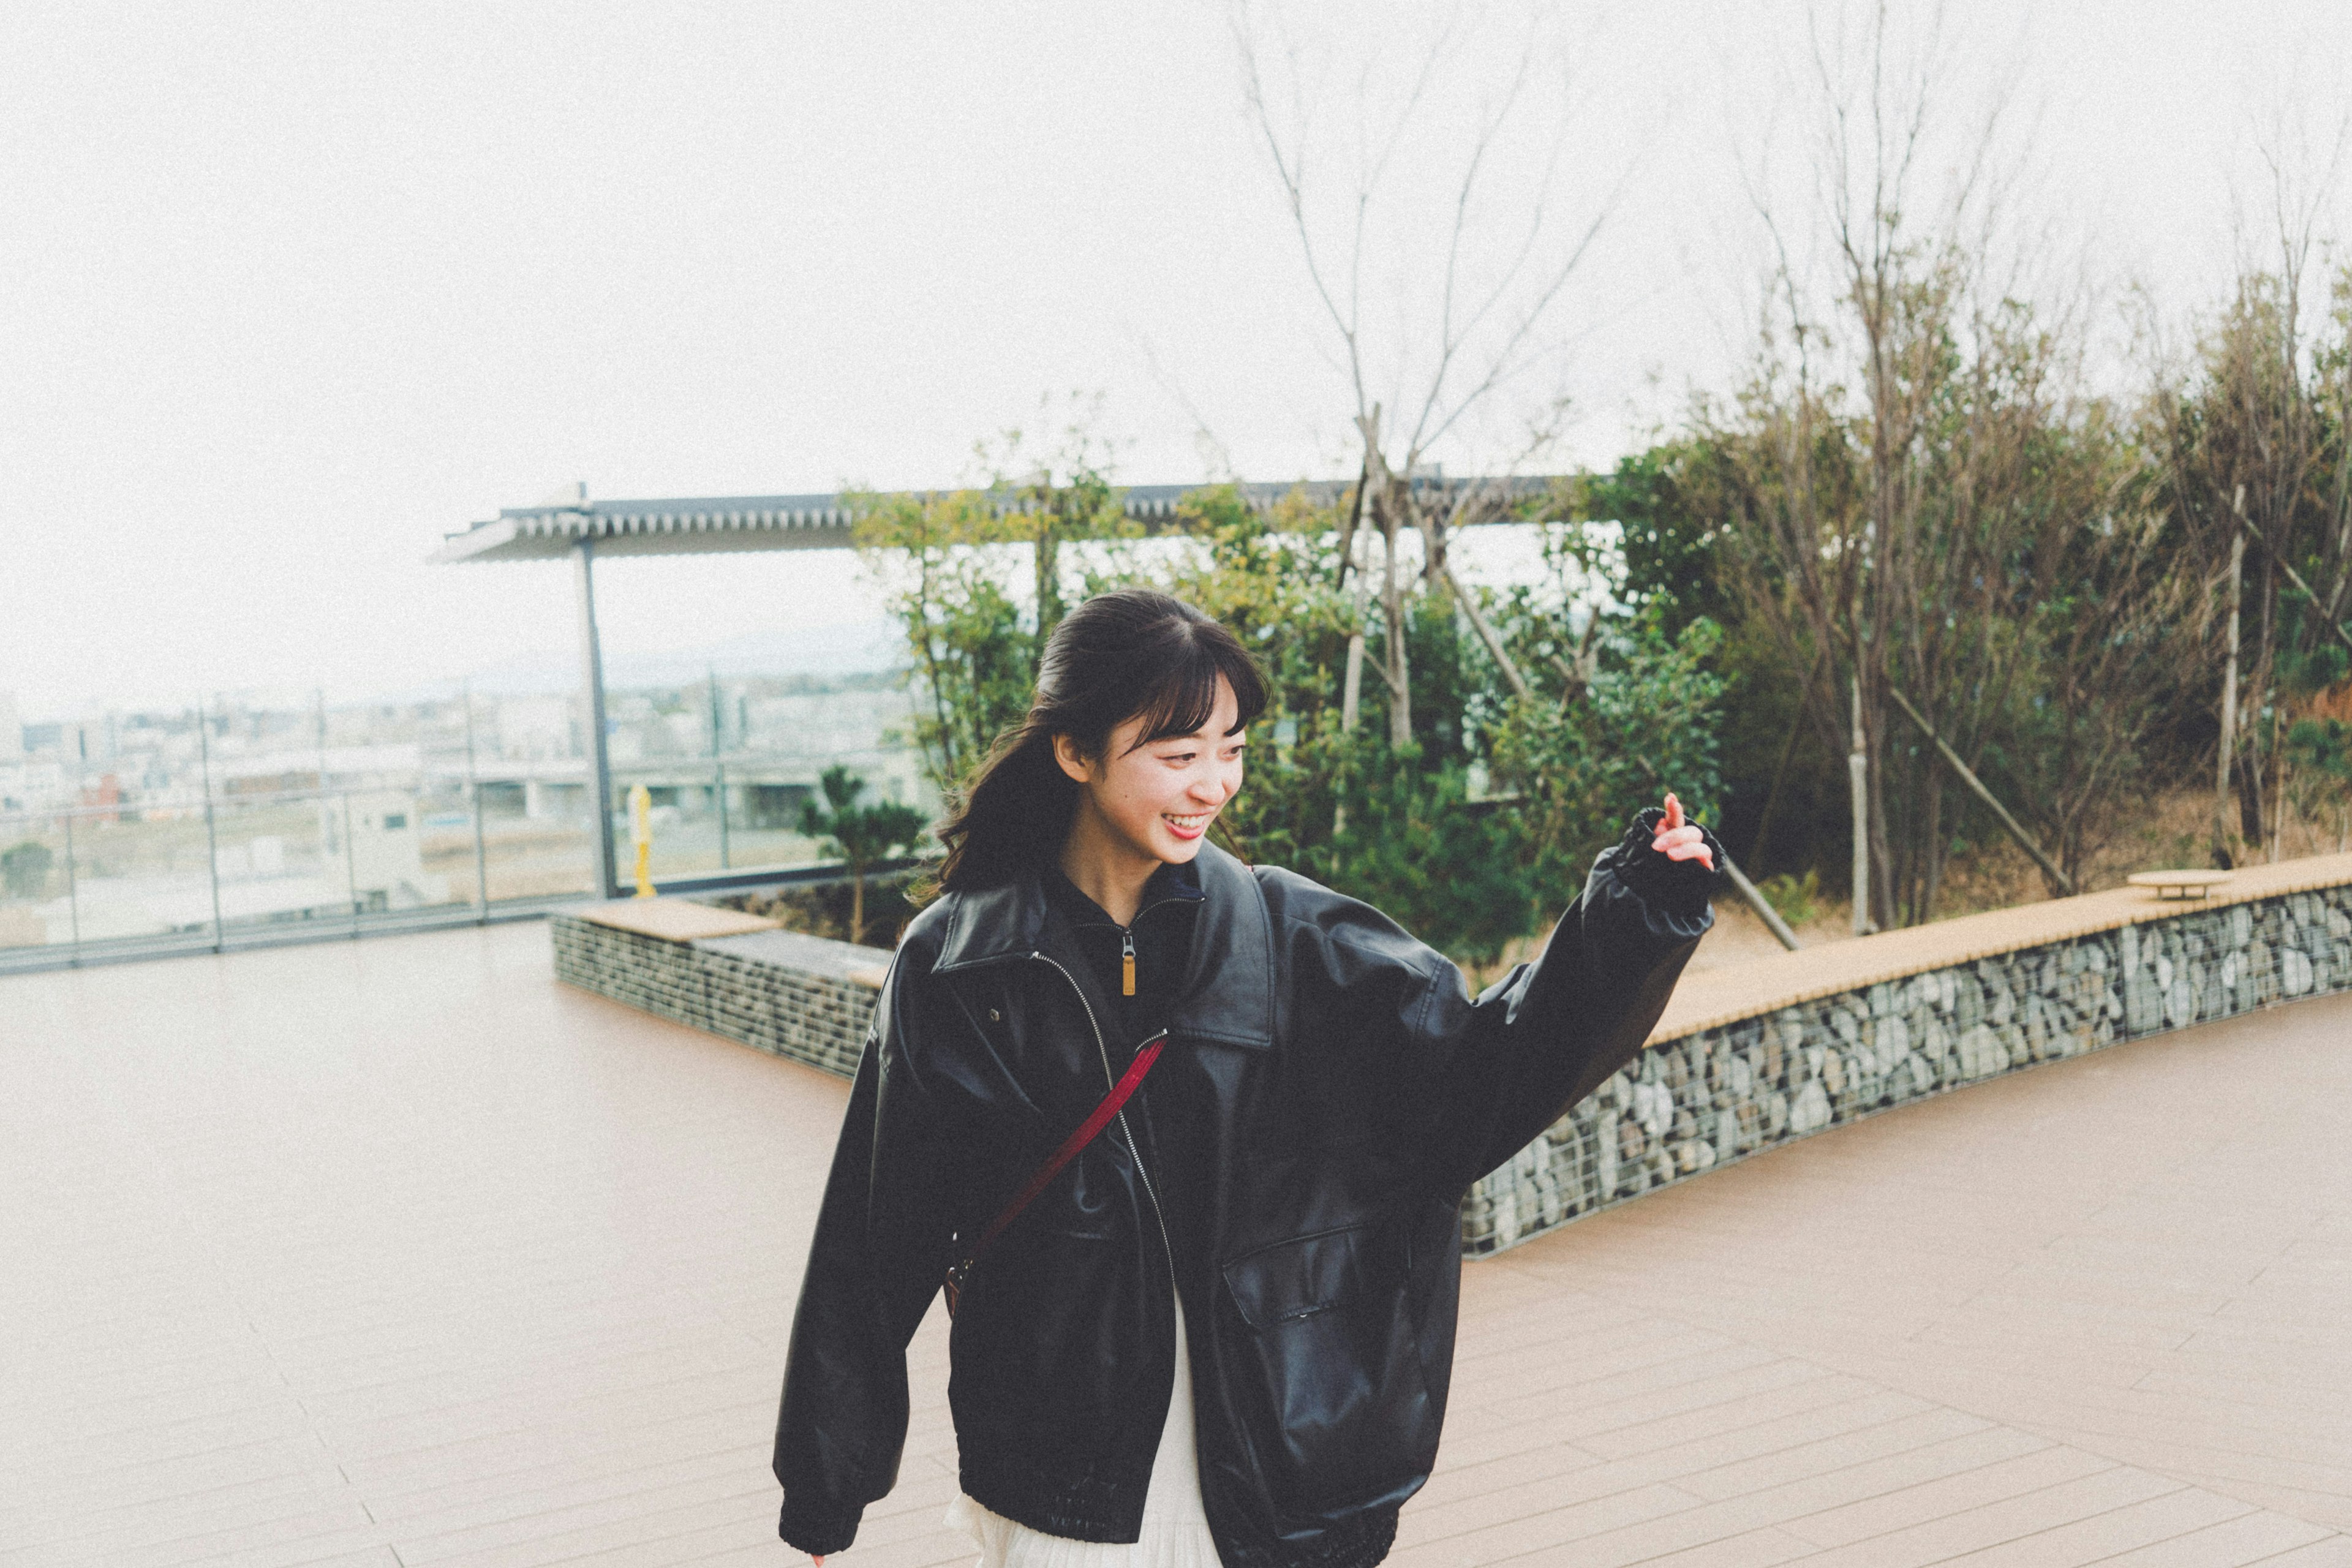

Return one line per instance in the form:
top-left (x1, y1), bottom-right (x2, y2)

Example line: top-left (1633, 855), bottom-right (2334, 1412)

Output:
top-left (945, 1289), bottom-right (1221, 1568)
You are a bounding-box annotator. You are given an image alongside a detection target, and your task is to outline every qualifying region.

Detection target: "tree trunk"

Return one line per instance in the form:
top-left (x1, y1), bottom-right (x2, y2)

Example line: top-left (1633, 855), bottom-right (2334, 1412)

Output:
top-left (1917, 776), bottom-right (1945, 925)
top-left (1381, 490), bottom-right (1412, 748)
top-left (2240, 565), bottom-right (2275, 845)
top-left (1340, 459), bottom-right (1374, 735)
top-left (850, 865), bottom-right (866, 946)
top-left (2236, 728), bottom-right (2268, 845)
top-left (2215, 522), bottom-right (2245, 865)
top-left (2271, 701), bottom-right (2288, 863)
top-left (1866, 728), bottom-right (1898, 931)
top-left (1848, 673), bottom-right (1872, 935)
top-left (1348, 415), bottom-right (1413, 750)
top-left (1033, 520), bottom-right (1063, 649)
top-left (1340, 632), bottom-right (1366, 731)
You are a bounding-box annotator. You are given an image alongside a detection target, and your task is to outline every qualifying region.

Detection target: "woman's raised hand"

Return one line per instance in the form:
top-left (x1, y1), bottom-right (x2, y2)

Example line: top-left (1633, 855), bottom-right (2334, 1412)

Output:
top-left (1651, 793), bottom-right (1715, 871)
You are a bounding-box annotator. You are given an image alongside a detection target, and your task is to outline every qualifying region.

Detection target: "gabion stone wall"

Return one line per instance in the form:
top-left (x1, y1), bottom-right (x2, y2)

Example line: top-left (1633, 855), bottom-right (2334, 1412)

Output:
top-left (554, 883), bottom-right (2352, 1261)
top-left (1460, 885), bottom-right (2352, 1257)
top-left (551, 914), bottom-right (882, 1079)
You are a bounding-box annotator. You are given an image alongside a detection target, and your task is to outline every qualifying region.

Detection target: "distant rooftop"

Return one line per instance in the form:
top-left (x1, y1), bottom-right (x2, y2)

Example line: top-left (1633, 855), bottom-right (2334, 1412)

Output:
top-left (432, 476), bottom-right (1567, 564)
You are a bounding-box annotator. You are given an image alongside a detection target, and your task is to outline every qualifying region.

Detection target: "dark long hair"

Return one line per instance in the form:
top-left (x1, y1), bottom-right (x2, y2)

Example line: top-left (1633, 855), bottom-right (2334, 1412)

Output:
top-left (930, 589), bottom-right (1268, 894)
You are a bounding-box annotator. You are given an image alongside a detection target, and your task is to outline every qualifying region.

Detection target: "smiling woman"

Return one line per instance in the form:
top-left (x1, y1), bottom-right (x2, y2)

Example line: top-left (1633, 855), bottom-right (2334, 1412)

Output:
top-left (924, 590), bottom-right (1268, 905)
top-left (771, 587), bottom-right (1724, 1568)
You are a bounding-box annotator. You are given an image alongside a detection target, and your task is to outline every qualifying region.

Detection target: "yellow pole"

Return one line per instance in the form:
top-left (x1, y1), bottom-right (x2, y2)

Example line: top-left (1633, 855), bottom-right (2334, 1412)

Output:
top-left (629, 785), bottom-right (655, 898)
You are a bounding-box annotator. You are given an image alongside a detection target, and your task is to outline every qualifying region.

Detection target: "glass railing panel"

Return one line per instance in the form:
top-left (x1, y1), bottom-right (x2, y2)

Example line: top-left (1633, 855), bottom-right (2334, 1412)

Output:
top-left (713, 821), bottom-right (825, 872)
top-left (420, 786), bottom-right (488, 910)
top-left (0, 815), bottom-right (74, 952)
top-left (206, 793), bottom-right (352, 934)
top-left (612, 771), bottom-right (728, 882)
top-left (341, 785), bottom-right (473, 922)
top-left (479, 782), bottom-right (599, 903)
top-left (54, 803), bottom-right (222, 947)
top-left (609, 771), bottom-right (849, 882)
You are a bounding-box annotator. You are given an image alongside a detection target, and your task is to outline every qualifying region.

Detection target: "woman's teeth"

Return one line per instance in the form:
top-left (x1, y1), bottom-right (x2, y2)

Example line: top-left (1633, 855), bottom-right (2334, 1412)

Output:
top-left (1164, 812), bottom-right (1210, 831)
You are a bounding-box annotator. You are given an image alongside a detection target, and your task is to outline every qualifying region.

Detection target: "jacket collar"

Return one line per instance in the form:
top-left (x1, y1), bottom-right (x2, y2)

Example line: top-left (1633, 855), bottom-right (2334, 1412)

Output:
top-left (1042, 853), bottom-right (1203, 930)
top-left (931, 842), bottom-right (1275, 1051)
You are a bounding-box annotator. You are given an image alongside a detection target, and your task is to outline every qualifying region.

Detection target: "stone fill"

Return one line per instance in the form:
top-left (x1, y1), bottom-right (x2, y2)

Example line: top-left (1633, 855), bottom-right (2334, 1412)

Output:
top-left (552, 913), bottom-right (881, 1080)
top-left (1461, 883), bottom-right (2352, 1254)
top-left (546, 869), bottom-right (2352, 1259)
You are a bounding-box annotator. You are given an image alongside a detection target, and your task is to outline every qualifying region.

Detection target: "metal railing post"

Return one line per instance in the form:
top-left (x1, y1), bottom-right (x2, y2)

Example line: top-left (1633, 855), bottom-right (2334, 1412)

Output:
top-left (575, 537), bottom-right (619, 899)
top-left (464, 682), bottom-right (489, 918)
top-left (709, 666), bottom-right (729, 871)
top-left (62, 809), bottom-right (81, 953)
top-left (343, 792), bottom-right (360, 934)
top-left (198, 697), bottom-right (225, 952)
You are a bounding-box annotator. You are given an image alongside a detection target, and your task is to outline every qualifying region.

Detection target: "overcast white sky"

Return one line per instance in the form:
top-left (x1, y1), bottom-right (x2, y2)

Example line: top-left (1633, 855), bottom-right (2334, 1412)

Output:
top-left (3, 0), bottom-right (2346, 716)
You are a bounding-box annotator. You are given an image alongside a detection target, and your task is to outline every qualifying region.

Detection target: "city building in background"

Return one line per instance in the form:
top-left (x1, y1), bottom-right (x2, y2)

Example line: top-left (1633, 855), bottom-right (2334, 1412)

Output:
top-left (1, 476), bottom-right (1545, 969)
top-left (0, 668), bottom-right (935, 968)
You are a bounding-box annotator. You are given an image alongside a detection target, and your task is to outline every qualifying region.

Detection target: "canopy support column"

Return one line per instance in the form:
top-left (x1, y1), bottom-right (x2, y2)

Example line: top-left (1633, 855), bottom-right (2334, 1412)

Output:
top-left (575, 536), bottom-right (619, 899)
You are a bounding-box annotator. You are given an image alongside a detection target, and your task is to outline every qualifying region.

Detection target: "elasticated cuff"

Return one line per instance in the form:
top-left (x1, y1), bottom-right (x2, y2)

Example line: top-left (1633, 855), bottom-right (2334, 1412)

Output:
top-left (1608, 807), bottom-right (1728, 918)
top-left (778, 1491), bottom-right (862, 1556)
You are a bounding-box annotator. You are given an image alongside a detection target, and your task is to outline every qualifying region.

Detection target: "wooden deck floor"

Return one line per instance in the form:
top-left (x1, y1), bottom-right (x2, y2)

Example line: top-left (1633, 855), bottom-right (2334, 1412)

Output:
top-left (4, 921), bottom-right (2350, 1568)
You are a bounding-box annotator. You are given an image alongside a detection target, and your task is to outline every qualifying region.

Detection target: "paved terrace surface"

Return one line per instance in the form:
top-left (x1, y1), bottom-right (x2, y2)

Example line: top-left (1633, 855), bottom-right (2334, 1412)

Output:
top-left (6, 921), bottom-right (2352, 1568)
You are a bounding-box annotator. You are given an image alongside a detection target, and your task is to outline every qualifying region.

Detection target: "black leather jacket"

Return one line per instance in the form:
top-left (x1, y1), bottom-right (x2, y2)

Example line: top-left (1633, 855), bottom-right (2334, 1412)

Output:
top-left (774, 813), bottom-right (1718, 1568)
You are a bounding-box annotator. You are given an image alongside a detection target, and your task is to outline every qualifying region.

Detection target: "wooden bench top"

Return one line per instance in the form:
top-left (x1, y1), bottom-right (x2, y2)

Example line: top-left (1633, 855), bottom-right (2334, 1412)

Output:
top-left (2127, 869), bottom-right (2236, 899)
top-left (1652, 850), bottom-right (2352, 1042)
top-left (571, 897), bottom-right (782, 943)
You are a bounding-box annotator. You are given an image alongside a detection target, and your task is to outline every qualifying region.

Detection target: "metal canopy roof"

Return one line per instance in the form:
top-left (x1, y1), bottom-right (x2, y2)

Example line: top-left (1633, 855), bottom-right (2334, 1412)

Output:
top-left (431, 471), bottom-right (1569, 899)
top-left (431, 477), bottom-right (1562, 564)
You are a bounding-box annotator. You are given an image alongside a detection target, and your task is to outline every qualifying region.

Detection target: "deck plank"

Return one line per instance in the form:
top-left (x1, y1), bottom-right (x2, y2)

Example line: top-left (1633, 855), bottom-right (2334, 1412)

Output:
top-left (3, 922), bottom-right (2348, 1564)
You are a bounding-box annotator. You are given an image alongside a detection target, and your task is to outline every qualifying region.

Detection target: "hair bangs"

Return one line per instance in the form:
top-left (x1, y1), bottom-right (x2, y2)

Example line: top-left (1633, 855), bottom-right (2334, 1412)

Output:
top-left (932, 589), bottom-right (1270, 894)
top-left (1121, 629), bottom-right (1269, 754)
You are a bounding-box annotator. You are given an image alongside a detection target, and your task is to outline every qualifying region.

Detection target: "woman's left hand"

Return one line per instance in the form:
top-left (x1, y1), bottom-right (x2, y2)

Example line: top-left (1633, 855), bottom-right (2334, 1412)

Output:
top-left (1651, 792), bottom-right (1716, 871)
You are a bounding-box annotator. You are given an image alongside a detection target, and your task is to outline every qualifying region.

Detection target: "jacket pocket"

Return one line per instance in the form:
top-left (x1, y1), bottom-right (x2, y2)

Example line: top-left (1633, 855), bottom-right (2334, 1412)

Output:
top-left (1219, 1221), bottom-right (1438, 1518)
top-left (952, 1219), bottom-right (1150, 1446)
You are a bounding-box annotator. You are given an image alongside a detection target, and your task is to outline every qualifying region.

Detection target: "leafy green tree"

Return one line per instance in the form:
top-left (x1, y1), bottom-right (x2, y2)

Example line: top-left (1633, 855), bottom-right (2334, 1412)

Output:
top-left (799, 766), bottom-right (929, 946)
top-left (853, 488), bottom-right (1039, 797)
top-left (1136, 487), bottom-right (1700, 959)
top-left (1306, 743), bottom-right (1535, 967)
top-left (862, 462), bottom-right (1724, 965)
top-left (2287, 715), bottom-right (2352, 851)
top-left (1566, 442), bottom-right (1742, 636)
top-left (1, 840), bottom-right (53, 899)
top-left (2133, 256), bottom-right (2352, 865)
top-left (975, 395), bottom-right (1131, 645)
top-left (1487, 601), bottom-right (1727, 900)
top-left (854, 412), bottom-right (1136, 804)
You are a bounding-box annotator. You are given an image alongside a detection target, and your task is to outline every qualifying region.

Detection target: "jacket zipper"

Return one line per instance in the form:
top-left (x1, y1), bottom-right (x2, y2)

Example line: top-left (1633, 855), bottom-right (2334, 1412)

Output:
top-left (1029, 950), bottom-right (1179, 1296)
top-left (1078, 892), bottom-right (1193, 999)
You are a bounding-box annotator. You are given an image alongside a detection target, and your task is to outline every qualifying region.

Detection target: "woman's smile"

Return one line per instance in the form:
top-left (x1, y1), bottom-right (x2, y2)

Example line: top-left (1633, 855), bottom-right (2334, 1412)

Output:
top-left (1162, 810), bottom-right (1214, 840)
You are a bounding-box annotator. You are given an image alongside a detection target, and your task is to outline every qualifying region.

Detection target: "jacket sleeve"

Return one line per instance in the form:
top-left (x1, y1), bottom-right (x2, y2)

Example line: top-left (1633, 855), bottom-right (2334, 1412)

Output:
top-left (1406, 808), bottom-right (1722, 1204)
top-left (772, 951), bottom-right (959, 1554)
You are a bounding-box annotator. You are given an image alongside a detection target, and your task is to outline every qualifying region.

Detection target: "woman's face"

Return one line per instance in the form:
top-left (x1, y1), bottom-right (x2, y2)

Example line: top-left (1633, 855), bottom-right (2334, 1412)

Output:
top-left (1055, 675), bottom-right (1246, 867)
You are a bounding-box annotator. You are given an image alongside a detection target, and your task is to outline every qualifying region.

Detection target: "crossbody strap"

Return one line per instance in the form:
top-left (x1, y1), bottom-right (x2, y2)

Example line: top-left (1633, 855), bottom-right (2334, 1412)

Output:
top-left (943, 1035), bottom-right (1166, 1317)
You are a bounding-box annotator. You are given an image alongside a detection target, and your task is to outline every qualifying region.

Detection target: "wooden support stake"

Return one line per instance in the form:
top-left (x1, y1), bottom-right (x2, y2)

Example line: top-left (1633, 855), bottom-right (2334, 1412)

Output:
top-left (1850, 675), bottom-right (1872, 937)
top-left (2236, 496), bottom-right (2352, 660)
top-left (2217, 496), bottom-right (2245, 864)
top-left (1544, 644), bottom-right (1802, 952)
top-left (1886, 686), bottom-right (2075, 895)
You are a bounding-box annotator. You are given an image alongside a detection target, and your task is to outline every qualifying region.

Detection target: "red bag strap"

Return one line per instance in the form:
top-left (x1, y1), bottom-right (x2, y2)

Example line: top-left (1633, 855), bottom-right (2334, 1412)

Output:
top-left (944, 1035), bottom-right (1166, 1316)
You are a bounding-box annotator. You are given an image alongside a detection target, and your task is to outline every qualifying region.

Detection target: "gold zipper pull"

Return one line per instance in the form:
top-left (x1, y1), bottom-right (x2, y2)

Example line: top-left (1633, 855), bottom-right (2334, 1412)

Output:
top-left (1121, 929), bottom-right (1136, 997)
